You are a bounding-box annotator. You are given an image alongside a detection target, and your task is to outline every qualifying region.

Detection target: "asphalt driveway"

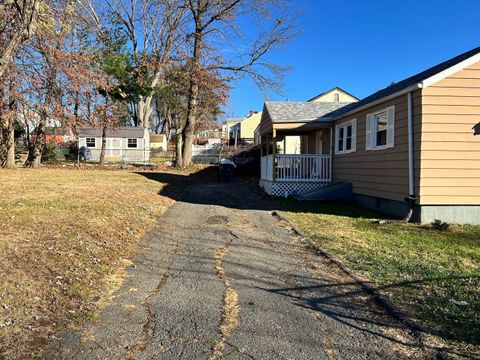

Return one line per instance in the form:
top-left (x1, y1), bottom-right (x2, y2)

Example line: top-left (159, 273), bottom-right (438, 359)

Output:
top-left (48, 182), bottom-right (431, 359)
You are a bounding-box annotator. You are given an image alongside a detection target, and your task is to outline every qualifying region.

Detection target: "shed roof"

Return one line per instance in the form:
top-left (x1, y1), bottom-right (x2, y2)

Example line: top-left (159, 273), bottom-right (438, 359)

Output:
top-left (264, 101), bottom-right (351, 123)
top-left (78, 127), bottom-right (145, 138)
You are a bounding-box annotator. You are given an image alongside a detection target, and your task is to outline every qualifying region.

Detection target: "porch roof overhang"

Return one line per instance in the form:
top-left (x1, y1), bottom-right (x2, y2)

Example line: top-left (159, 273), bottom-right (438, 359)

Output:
top-left (259, 101), bottom-right (349, 136)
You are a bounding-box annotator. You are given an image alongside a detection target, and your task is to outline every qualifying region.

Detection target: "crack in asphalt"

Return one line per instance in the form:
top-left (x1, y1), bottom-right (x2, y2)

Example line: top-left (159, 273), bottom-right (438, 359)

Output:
top-left (48, 182), bottom-right (434, 360)
top-left (123, 243), bottom-right (185, 359)
top-left (210, 243), bottom-right (239, 360)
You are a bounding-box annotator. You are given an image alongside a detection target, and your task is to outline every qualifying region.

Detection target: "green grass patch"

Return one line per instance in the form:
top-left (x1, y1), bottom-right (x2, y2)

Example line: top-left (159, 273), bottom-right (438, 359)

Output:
top-left (274, 199), bottom-right (480, 350)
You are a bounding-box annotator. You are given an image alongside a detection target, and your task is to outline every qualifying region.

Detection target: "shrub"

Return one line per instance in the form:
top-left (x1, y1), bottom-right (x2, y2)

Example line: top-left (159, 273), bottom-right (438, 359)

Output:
top-left (41, 141), bottom-right (58, 162)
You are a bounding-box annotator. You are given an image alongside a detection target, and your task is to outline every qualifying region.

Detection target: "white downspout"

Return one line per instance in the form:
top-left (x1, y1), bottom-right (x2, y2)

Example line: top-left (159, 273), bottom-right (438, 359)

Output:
top-left (379, 93), bottom-right (417, 224)
top-left (407, 91), bottom-right (415, 199)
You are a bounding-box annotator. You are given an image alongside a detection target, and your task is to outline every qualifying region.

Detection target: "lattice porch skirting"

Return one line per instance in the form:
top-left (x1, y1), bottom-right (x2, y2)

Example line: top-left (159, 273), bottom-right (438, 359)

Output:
top-left (259, 180), bottom-right (328, 197)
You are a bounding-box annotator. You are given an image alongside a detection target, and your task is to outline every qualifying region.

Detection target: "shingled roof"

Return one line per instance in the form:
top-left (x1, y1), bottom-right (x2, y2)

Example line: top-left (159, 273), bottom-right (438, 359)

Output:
top-left (262, 46), bottom-right (480, 128)
top-left (330, 46), bottom-right (480, 118)
top-left (264, 101), bottom-right (351, 123)
top-left (78, 127), bottom-right (146, 138)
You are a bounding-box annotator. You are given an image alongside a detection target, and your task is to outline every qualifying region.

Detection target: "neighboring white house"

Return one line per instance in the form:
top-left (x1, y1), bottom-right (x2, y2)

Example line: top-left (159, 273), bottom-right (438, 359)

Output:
top-left (78, 127), bottom-right (150, 162)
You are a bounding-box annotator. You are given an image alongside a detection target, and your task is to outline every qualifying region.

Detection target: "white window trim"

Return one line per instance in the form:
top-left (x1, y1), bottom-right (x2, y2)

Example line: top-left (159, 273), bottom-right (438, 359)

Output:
top-left (335, 119), bottom-right (356, 155)
top-left (127, 138), bottom-right (138, 148)
top-left (366, 106), bottom-right (395, 151)
top-left (86, 137), bottom-right (96, 148)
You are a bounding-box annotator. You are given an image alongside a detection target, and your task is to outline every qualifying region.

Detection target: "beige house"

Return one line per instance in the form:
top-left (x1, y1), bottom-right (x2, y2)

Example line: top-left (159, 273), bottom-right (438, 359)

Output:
top-left (240, 112), bottom-right (262, 142)
top-left (308, 87), bottom-right (359, 103)
top-left (78, 127), bottom-right (150, 162)
top-left (150, 134), bottom-right (168, 151)
top-left (259, 46), bottom-right (480, 224)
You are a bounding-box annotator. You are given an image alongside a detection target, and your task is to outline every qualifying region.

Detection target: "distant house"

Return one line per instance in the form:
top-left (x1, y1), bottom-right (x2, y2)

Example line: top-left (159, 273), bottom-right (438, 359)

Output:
top-left (195, 125), bottom-right (225, 145)
top-left (223, 112), bottom-right (265, 144)
top-left (239, 112), bottom-right (262, 143)
top-left (78, 127), bottom-right (150, 162)
top-left (258, 46), bottom-right (480, 224)
top-left (223, 118), bottom-right (243, 144)
top-left (30, 127), bottom-right (70, 144)
top-left (150, 134), bottom-right (168, 151)
top-left (307, 87), bottom-right (359, 103)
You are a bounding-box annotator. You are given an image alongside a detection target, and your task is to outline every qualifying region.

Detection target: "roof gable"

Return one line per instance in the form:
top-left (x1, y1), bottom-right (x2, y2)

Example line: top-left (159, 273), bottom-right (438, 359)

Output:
top-left (307, 87), bottom-right (359, 103)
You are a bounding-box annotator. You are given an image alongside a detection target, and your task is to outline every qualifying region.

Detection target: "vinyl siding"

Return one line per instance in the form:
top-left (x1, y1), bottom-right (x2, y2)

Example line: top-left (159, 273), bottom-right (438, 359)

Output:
top-left (332, 90), bottom-right (422, 202)
top-left (78, 135), bottom-right (150, 161)
top-left (420, 61), bottom-right (480, 205)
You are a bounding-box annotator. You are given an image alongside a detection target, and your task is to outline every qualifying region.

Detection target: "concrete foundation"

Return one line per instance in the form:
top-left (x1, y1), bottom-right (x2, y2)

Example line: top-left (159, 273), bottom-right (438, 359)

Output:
top-left (355, 194), bottom-right (412, 220)
top-left (419, 205), bottom-right (480, 225)
top-left (356, 194), bottom-right (480, 224)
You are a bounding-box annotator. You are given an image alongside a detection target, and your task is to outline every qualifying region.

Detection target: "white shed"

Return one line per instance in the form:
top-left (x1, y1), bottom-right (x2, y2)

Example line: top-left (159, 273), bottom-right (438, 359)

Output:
top-left (78, 127), bottom-right (150, 162)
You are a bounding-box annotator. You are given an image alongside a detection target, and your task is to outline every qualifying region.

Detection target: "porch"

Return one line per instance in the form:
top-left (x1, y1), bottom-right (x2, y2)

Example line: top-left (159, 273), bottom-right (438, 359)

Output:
top-left (258, 125), bottom-right (334, 197)
top-left (260, 153), bottom-right (332, 196)
top-left (258, 102), bottom-right (345, 196)
top-left (258, 101), bottom-right (343, 196)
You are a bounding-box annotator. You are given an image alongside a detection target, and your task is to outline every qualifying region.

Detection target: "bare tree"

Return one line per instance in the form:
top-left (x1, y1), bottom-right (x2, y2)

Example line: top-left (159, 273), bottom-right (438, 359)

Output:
top-left (181, 0), bottom-right (298, 166)
top-left (99, 0), bottom-right (188, 128)
top-left (0, 0), bottom-right (40, 79)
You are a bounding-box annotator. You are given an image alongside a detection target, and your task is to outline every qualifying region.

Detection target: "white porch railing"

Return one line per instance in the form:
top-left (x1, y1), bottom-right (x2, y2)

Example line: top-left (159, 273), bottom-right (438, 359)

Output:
top-left (261, 154), bottom-right (332, 183)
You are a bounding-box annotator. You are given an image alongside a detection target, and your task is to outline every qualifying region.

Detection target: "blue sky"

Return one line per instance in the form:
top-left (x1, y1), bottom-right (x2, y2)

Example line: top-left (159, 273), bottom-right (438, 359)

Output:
top-left (224, 0), bottom-right (480, 118)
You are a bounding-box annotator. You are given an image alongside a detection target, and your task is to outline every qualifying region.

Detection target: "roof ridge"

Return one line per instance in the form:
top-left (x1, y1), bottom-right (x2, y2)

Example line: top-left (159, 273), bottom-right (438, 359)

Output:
top-left (331, 45), bottom-right (480, 117)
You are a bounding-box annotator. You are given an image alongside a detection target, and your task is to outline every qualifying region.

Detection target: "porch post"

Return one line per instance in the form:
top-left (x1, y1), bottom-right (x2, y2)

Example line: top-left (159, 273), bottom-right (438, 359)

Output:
top-left (329, 128), bottom-right (333, 180)
top-left (260, 135), bottom-right (264, 157)
top-left (272, 129), bottom-right (276, 182)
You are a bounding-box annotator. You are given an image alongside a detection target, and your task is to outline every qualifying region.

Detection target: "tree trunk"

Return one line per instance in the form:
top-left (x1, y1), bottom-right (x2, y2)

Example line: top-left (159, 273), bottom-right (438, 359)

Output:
top-left (5, 71), bottom-right (16, 168)
top-left (175, 129), bottom-right (183, 168)
top-left (5, 123), bottom-right (15, 168)
top-left (138, 95), bottom-right (154, 129)
top-left (99, 126), bottom-right (107, 165)
top-left (28, 122), bottom-right (44, 168)
top-left (0, 75), bottom-right (6, 167)
top-left (182, 25), bottom-right (202, 167)
top-left (28, 64), bottom-right (54, 167)
top-left (138, 69), bottom-right (163, 129)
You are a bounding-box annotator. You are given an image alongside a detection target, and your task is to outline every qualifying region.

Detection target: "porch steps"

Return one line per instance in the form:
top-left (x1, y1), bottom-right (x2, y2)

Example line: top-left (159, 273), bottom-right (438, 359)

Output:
top-left (294, 182), bottom-right (353, 202)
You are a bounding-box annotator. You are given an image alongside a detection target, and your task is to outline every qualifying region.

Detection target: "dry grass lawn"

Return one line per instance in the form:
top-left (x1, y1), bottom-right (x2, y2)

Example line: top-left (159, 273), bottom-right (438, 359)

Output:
top-left (0, 168), bottom-right (181, 358)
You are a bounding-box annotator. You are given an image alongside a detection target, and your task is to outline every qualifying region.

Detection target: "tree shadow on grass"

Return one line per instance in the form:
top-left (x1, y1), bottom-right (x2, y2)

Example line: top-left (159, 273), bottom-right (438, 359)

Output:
top-left (136, 168), bottom-right (383, 219)
top-left (260, 274), bottom-right (480, 359)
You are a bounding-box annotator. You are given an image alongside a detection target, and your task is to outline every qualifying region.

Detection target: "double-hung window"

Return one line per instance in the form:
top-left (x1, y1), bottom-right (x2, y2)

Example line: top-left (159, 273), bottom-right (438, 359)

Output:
top-left (335, 119), bottom-right (356, 154)
top-left (128, 138), bottom-right (138, 148)
top-left (86, 138), bottom-right (96, 148)
top-left (366, 106), bottom-right (395, 150)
